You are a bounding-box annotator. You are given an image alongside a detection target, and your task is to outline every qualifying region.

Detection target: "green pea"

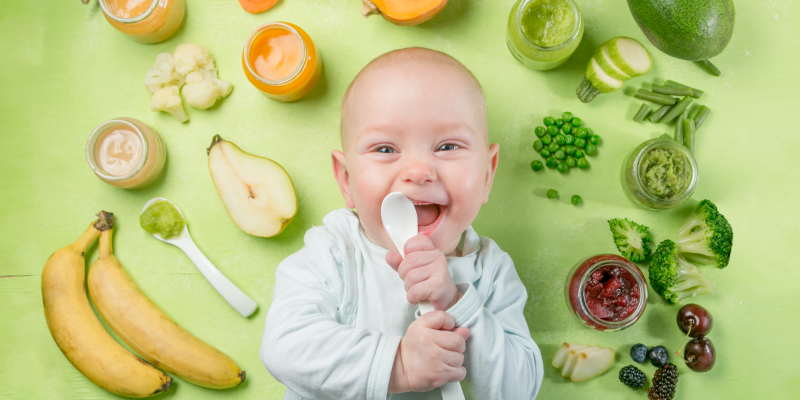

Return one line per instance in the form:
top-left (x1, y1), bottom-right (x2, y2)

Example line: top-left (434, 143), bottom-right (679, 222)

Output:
top-left (571, 117), bottom-right (583, 127)
top-left (546, 189), bottom-right (559, 199)
top-left (585, 144), bottom-right (597, 155)
top-left (575, 128), bottom-right (587, 138)
top-left (584, 127), bottom-right (594, 136)
top-left (574, 138), bottom-right (586, 148)
top-left (566, 156), bottom-right (577, 168)
top-left (544, 117), bottom-right (555, 126)
top-left (574, 149), bottom-right (584, 158)
top-left (546, 125), bottom-right (558, 136)
top-left (577, 158), bottom-right (589, 169)
top-left (535, 126), bottom-right (546, 137)
top-left (589, 135), bottom-right (600, 145)
top-left (571, 195), bottom-right (582, 205)
top-left (557, 162), bottom-right (568, 173)
top-left (561, 124), bottom-right (573, 135)
top-left (533, 140), bottom-right (544, 151)
top-left (555, 118), bottom-right (564, 127)
top-left (555, 134), bottom-right (566, 146)
top-left (564, 135), bottom-right (575, 145)
top-left (562, 112), bottom-right (573, 122)
top-left (531, 160), bottom-right (544, 171)
top-left (546, 157), bottom-right (557, 168)
top-left (541, 134), bottom-right (552, 145)
top-left (548, 142), bottom-right (560, 152)
top-left (565, 145), bottom-right (576, 155)
top-left (540, 148), bottom-right (551, 158)
top-left (554, 150), bottom-right (566, 160)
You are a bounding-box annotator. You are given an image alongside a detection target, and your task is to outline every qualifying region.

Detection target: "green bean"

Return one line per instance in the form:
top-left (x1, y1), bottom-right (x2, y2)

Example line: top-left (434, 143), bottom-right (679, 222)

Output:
top-left (673, 111), bottom-right (686, 144)
top-left (665, 80), bottom-right (704, 98)
top-left (693, 105), bottom-right (711, 131)
top-left (662, 96), bottom-right (694, 124)
top-left (547, 189), bottom-right (559, 198)
top-left (682, 114), bottom-right (695, 153)
top-left (633, 103), bottom-right (652, 122)
top-left (634, 89), bottom-right (678, 105)
top-left (695, 60), bottom-right (721, 77)
top-left (652, 84), bottom-right (693, 97)
top-left (531, 160), bottom-right (544, 171)
top-left (648, 105), bottom-right (672, 123)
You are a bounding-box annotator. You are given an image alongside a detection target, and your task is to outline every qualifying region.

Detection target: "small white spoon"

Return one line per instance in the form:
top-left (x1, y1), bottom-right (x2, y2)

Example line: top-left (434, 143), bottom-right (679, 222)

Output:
top-left (380, 192), bottom-right (465, 400)
top-left (142, 198), bottom-right (257, 318)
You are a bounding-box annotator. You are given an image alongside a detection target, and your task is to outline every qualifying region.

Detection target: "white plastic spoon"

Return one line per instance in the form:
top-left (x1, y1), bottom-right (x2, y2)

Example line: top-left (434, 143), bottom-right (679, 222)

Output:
top-left (142, 198), bottom-right (257, 318)
top-left (380, 192), bottom-right (465, 400)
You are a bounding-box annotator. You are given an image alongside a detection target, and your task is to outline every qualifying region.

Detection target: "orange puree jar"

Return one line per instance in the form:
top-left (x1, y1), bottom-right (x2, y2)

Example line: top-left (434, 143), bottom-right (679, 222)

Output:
top-left (99, 0), bottom-right (185, 44)
top-left (243, 22), bottom-right (323, 102)
top-left (86, 118), bottom-right (166, 189)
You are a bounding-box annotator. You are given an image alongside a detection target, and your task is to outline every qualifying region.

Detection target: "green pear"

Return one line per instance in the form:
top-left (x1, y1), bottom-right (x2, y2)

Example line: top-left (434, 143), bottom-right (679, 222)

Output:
top-left (207, 135), bottom-right (297, 237)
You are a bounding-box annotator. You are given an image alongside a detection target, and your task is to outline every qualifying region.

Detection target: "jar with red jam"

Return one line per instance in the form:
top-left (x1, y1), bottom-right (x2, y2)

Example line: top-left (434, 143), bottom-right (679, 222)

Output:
top-left (564, 254), bottom-right (647, 332)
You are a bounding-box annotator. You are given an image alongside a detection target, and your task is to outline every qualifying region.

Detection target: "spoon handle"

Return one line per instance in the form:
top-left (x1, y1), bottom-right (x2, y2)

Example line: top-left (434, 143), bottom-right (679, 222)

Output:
top-left (177, 239), bottom-right (257, 317)
top-left (417, 300), bottom-right (465, 399)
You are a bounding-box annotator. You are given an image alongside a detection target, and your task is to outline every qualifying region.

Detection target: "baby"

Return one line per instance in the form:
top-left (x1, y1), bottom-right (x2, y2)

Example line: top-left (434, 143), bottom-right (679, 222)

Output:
top-left (261, 47), bottom-right (543, 400)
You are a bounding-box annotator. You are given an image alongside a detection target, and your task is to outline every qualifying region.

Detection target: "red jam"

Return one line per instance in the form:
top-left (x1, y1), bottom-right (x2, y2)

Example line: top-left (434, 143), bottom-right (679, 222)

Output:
top-left (565, 254), bottom-right (647, 332)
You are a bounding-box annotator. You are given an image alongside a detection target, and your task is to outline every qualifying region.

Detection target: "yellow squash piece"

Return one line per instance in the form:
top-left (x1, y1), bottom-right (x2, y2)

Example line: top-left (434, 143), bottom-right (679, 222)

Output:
top-left (361, 0), bottom-right (449, 26)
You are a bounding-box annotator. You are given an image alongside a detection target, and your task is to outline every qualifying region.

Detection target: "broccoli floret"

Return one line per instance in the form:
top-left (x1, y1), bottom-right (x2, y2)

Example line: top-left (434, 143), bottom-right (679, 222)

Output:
top-left (649, 240), bottom-right (714, 304)
top-left (677, 200), bottom-right (733, 269)
top-left (608, 218), bottom-right (652, 262)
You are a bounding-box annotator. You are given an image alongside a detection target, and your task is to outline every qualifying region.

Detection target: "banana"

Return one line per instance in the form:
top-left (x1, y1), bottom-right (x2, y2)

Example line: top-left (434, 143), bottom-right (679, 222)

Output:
top-left (87, 215), bottom-right (245, 389)
top-left (42, 212), bottom-right (172, 398)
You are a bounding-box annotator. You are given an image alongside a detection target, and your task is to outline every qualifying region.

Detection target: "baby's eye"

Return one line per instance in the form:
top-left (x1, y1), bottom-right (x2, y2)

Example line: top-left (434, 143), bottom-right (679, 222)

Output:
top-left (376, 147), bottom-right (396, 154)
top-left (437, 144), bottom-right (459, 151)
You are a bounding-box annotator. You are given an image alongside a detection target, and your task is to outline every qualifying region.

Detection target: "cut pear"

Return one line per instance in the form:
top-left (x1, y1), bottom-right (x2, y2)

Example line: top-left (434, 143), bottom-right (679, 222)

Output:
top-left (552, 343), bottom-right (588, 369)
top-left (570, 347), bottom-right (615, 382)
top-left (207, 135), bottom-right (297, 237)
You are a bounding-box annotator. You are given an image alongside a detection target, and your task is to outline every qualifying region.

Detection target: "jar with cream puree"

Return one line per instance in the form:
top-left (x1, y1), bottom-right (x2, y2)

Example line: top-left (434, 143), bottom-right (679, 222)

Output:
top-left (86, 118), bottom-right (166, 189)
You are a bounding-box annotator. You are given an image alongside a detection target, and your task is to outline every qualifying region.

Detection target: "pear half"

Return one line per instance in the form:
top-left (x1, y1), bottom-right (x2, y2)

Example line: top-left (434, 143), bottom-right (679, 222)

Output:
top-left (207, 135), bottom-right (297, 237)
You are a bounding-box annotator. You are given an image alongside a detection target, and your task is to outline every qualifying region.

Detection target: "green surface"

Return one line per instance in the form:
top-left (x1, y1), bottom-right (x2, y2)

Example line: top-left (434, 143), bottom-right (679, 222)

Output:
top-left (1, 0), bottom-right (798, 399)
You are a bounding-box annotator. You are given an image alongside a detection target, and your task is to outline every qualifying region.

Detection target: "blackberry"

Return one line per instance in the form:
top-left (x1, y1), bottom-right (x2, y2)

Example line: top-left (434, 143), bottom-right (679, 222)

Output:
top-left (630, 343), bottom-right (648, 363)
top-left (648, 345), bottom-right (669, 367)
top-left (619, 365), bottom-right (646, 390)
top-left (648, 363), bottom-right (678, 400)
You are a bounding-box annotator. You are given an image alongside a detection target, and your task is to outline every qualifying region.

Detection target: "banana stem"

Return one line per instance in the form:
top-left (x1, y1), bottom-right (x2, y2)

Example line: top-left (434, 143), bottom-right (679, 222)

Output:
top-left (71, 223), bottom-right (103, 254)
top-left (99, 229), bottom-right (114, 259)
top-left (95, 211), bottom-right (116, 258)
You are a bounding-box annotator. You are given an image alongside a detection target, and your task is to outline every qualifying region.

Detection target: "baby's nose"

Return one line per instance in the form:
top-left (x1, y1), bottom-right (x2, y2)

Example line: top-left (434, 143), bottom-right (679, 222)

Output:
top-left (401, 157), bottom-right (437, 185)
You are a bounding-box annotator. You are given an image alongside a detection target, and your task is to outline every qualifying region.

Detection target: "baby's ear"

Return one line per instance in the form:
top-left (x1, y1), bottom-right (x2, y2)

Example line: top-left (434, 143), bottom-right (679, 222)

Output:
top-left (331, 150), bottom-right (356, 209)
top-left (482, 143), bottom-right (500, 204)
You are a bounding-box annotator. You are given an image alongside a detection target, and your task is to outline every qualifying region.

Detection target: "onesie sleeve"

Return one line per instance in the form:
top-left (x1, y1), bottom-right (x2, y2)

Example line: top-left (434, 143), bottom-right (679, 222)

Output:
top-left (260, 226), bottom-right (401, 400)
top-left (445, 245), bottom-right (544, 400)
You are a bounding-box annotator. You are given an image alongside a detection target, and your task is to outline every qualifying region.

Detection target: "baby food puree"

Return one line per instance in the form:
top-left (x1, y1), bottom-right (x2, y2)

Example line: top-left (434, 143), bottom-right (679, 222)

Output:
top-left (506, 0), bottom-right (583, 70)
top-left (99, 0), bottom-right (185, 43)
top-left (140, 200), bottom-right (185, 239)
top-left (86, 118), bottom-right (166, 189)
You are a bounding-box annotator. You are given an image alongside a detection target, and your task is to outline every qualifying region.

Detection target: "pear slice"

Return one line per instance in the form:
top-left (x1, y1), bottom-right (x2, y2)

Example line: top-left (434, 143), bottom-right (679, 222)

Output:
top-left (207, 135), bottom-right (297, 237)
top-left (561, 350), bottom-right (582, 378)
top-left (569, 346), bottom-right (615, 383)
top-left (552, 343), bottom-right (589, 369)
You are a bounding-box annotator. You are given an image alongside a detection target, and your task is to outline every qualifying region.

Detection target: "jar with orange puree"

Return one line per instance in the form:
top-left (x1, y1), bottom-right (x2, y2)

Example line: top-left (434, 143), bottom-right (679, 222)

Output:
top-left (99, 0), bottom-right (185, 43)
top-left (243, 22), bottom-right (322, 102)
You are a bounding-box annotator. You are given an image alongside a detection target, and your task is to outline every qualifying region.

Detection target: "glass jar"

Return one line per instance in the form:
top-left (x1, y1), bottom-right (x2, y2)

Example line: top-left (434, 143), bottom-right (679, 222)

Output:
top-left (86, 118), bottom-right (166, 189)
top-left (621, 138), bottom-right (699, 211)
top-left (99, 0), bottom-right (185, 44)
top-left (242, 22), bottom-right (323, 102)
top-left (564, 254), bottom-right (647, 332)
top-left (506, 0), bottom-right (584, 71)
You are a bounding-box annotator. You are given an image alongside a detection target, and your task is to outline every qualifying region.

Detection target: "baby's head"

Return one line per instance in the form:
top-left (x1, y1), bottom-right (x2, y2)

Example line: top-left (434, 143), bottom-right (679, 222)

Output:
top-left (332, 48), bottom-right (499, 255)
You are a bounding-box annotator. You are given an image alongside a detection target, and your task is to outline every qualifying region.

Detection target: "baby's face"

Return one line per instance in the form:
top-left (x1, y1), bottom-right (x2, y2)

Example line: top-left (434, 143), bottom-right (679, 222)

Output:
top-left (334, 62), bottom-right (499, 255)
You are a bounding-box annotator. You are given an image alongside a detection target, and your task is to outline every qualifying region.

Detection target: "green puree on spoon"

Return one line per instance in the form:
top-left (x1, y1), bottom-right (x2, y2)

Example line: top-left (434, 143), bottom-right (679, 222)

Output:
top-left (140, 200), bottom-right (185, 239)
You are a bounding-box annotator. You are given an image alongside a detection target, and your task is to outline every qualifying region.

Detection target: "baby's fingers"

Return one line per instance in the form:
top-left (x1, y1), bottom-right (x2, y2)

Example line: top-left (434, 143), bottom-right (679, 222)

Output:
top-left (417, 310), bottom-right (456, 331)
top-left (431, 329), bottom-right (467, 354)
top-left (385, 251), bottom-right (403, 272)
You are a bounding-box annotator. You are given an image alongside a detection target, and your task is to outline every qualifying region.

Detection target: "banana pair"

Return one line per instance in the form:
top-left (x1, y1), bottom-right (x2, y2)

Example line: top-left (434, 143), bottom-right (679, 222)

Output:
top-left (41, 211), bottom-right (245, 398)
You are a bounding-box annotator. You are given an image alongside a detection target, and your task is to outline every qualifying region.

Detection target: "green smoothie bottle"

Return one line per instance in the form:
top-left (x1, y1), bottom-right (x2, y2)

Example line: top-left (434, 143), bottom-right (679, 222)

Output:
top-left (506, 0), bottom-right (584, 70)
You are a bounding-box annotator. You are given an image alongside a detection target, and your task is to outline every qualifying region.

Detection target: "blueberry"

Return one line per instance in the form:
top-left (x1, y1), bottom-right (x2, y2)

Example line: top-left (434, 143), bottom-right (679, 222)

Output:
top-left (630, 344), bottom-right (648, 363)
top-left (648, 345), bottom-right (669, 368)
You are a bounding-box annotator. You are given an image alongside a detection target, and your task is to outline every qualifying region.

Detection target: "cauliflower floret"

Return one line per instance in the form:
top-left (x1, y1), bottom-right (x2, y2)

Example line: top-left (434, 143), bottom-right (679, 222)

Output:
top-left (172, 43), bottom-right (215, 76)
top-left (144, 53), bottom-right (185, 93)
top-left (150, 86), bottom-right (188, 122)
top-left (182, 69), bottom-right (233, 110)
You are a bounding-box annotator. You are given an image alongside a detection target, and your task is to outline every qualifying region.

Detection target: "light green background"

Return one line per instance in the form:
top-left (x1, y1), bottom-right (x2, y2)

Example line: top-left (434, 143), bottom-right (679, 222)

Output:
top-left (1, 0), bottom-right (798, 399)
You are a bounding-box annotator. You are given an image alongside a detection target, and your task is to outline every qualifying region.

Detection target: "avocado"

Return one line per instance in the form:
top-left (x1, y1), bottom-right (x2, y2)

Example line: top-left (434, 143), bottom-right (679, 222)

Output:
top-left (627, 0), bottom-right (735, 61)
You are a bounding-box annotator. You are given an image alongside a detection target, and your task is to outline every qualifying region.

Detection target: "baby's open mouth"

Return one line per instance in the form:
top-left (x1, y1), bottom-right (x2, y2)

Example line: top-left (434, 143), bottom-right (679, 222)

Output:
top-left (414, 203), bottom-right (445, 235)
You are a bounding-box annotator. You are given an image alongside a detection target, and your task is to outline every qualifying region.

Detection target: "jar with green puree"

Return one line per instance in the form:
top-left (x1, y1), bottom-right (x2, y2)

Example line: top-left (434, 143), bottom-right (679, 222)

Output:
top-left (621, 139), bottom-right (698, 210)
top-left (506, 0), bottom-right (584, 71)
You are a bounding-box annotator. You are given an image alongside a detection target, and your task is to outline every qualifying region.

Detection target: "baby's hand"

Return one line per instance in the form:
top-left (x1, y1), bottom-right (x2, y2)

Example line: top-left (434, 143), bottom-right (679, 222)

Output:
top-left (389, 311), bottom-right (470, 393)
top-left (386, 234), bottom-right (461, 311)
